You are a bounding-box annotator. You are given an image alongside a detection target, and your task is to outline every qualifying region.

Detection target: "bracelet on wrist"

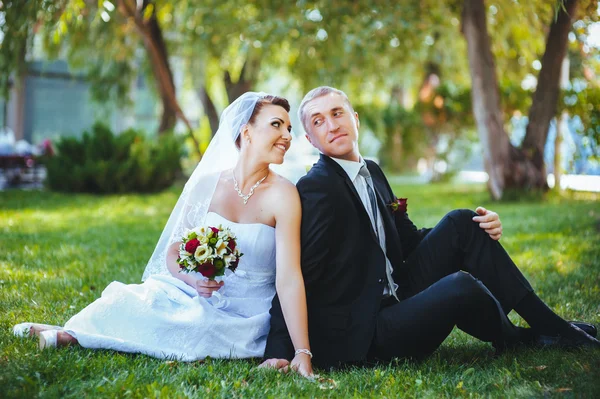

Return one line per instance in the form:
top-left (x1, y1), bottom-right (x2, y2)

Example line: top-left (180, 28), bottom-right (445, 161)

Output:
top-left (294, 348), bottom-right (313, 358)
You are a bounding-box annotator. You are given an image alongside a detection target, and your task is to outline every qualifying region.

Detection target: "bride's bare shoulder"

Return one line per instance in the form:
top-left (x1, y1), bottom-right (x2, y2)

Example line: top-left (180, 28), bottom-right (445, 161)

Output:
top-left (266, 172), bottom-right (300, 211)
top-left (269, 172), bottom-right (297, 192)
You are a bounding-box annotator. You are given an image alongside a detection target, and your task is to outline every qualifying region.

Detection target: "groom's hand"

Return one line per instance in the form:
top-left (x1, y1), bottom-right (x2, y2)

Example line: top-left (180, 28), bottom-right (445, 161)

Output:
top-left (194, 279), bottom-right (224, 297)
top-left (473, 207), bottom-right (502, 241)
top-left (258, 358), bottom-right (290, 371)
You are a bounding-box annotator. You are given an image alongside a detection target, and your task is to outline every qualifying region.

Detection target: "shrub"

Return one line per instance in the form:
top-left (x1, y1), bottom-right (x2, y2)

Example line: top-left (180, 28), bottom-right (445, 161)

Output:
top-left (45, 123), bottom-right (183, 193)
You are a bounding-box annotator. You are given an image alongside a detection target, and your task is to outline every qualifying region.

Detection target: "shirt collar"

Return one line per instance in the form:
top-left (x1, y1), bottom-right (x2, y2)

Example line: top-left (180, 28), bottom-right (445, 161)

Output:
top-left (330, 156), bottom-right (365, 182)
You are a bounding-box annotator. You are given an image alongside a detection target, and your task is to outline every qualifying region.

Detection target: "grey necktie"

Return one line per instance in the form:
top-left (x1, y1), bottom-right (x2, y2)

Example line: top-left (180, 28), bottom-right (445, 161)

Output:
top-left (359, 164), bottom-right (378, 233)
top-left (359, 163), bottom-right (398, 300)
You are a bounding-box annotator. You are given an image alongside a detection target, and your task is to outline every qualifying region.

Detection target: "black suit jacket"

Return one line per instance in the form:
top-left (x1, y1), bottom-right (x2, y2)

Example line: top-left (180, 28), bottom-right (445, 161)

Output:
top-left (264, 154), bottom-right (429, 369)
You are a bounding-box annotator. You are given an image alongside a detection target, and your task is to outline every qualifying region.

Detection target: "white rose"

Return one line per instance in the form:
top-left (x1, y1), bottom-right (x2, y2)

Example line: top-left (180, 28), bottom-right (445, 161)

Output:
top-left (191, 227), bottom-right (206, 241)
top-left (223, 254), bottom-right (236, 267)
top-left (218, 229), bottom-right (227, 239)
top-left (192, 226), bottom-right (206, 235)
top-left (194, 244), bottom-right (212, 263)
top-left (215, 239), bottom-right (228, 257)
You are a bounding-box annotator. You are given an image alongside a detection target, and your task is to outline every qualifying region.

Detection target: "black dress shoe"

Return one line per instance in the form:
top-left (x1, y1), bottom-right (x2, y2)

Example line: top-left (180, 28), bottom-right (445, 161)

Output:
top-left (569, 321), bottom-right (597, 338)
top-left (536, 324), bottom-right (600, 349)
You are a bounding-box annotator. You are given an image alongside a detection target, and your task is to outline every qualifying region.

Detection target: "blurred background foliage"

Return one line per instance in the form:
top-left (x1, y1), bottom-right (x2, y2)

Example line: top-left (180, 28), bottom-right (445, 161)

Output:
top-left (0, 0), bottom-right (598, 197)
top-left (44, 122), bottom-right (182, 193)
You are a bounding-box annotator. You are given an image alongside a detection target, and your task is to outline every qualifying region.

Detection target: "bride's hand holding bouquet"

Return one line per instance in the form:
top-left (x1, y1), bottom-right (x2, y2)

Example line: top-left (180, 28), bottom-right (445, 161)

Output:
top-left (177, 225), bottom-right (242, 297)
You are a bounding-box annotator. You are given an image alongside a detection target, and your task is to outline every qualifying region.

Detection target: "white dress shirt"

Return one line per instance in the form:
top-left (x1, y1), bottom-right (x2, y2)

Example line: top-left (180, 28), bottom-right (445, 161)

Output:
top-left (331, 156), bottom-right (399, 299)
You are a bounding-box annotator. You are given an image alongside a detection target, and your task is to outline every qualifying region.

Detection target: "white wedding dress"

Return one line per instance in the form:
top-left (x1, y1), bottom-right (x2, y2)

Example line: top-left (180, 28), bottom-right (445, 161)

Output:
top-left (61, 212), bottom-right (276, 361)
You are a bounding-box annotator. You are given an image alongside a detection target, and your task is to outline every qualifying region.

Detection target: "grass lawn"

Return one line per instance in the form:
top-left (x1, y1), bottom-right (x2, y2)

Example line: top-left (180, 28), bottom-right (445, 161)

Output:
top-left (1, 182), bottom-right (599, 398)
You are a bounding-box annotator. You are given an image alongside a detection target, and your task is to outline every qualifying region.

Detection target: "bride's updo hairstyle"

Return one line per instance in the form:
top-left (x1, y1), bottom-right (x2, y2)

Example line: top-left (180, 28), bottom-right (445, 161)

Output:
top-left (235, 95), bottom-right (290, 149)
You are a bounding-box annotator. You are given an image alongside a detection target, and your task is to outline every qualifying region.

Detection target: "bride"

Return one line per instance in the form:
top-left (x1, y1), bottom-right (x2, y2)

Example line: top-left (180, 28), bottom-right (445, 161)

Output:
top-left (13, 92), bottom-right (313, 376)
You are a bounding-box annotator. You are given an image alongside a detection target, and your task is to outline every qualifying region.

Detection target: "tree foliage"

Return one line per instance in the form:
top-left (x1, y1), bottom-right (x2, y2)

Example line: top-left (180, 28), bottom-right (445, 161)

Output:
top-left (1, 0), bottom-right (598, 181)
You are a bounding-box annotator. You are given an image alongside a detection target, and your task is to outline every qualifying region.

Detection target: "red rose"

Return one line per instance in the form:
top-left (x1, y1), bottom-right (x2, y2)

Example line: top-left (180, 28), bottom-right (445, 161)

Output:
top-left (227, 239), bottom-right (236, 251)
top-left (210, 227), bottom-right (219, 235)
top-left (197, 262), bottom-right (216, 278)
top-left (185, 238), bottom-right (200, 254)
top-left (390, 197), bottom-right (408, 213)
top-left (397, 198), bottom-right (407, 213)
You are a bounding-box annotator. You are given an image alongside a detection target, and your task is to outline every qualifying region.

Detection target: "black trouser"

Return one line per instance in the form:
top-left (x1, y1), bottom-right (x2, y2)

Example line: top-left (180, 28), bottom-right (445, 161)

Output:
top-left (370, 209), bottom-right (534, 360)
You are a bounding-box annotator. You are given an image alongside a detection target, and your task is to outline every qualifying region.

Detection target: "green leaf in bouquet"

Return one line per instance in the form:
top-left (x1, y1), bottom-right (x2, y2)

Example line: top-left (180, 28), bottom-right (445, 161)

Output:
top-left (214, 259), bottom-right (224, 270)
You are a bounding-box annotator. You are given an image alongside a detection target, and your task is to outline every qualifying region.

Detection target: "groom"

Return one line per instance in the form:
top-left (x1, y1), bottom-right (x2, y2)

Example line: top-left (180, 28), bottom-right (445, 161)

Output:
top-left (262, 86), bottom-right (599, 370)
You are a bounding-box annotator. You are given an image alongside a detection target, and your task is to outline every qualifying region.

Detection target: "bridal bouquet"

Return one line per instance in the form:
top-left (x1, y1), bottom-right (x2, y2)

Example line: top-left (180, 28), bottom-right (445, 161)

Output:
top-left (177, 226), bottom-right (242, 280)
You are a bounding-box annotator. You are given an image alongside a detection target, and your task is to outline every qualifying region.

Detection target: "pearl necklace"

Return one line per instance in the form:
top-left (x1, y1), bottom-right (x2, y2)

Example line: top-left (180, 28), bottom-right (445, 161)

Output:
top-left (232, 171), bottom-right (268, 205)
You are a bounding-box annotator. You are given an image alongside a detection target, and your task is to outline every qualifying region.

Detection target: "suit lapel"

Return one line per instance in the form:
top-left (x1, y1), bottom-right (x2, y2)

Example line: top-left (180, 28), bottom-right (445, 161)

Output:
top-left (320, 155), bottom-right (403, 267)
top-left (319, 155), bottom-right (362, 203)
top-left (319, 155), bottom-right (379, 243)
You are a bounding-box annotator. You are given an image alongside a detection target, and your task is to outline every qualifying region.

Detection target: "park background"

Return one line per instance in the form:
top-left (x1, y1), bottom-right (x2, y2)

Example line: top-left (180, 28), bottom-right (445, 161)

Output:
top-left (1, 1), bottom-right (599, 397)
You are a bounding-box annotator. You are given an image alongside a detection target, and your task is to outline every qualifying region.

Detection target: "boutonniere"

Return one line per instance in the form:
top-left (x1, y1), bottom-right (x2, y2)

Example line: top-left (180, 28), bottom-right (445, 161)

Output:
top-left (389, 197), bottom-right (408, 213)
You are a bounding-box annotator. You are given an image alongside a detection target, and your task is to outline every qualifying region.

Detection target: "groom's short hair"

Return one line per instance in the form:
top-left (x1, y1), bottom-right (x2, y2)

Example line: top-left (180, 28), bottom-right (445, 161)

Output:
top-left (298, 86), bottom-right (354, 134)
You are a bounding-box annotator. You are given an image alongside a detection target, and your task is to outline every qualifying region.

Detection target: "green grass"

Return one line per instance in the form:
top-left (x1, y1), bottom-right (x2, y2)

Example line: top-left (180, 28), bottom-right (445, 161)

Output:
top-left (1, 183), bottom-right (599, 398)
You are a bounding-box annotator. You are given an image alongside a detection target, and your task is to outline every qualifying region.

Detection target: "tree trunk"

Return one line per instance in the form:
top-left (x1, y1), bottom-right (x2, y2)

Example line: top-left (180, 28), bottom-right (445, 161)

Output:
top-left (521, 0), bottom-right (577, 179)
top-left (143, 12), bottom-right (179, 134)
top-left (553, 115), bottom-right (563, 190)
top-left (117, 1), bottom-right (195, 137)
top-left (389, 129), bottom-right (403, 172)
top-left (461, 0), bottom-right (511, 200)
top-left (5, 44), bottom-right (27, 141)
top-left (461, 0), bottom-right (577, 199)
top-left (388, 84), bottom-right (405, 172)
top-left (198, 87), bottom-right (220, 137)
top-left (224, 58), bottom-right (259, 103)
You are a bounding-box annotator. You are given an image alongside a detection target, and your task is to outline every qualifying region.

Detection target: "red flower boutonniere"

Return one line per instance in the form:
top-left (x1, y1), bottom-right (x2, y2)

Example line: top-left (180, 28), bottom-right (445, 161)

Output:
top-left (389, 197), bottom-right (408, 213)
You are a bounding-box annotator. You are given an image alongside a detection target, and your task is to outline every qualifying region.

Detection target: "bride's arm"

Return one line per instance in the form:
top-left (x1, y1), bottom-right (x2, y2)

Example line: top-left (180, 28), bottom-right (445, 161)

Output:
top-left (270, 183), bottom-right (313, 377)
top-left (166, 242), bottom-right (223, 296)
top-left (166, 242), bottom-right (189, 282)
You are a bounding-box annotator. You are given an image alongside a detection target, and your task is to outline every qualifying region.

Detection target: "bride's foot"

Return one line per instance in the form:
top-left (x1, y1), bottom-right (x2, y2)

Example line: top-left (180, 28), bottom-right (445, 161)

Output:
top-left (13, 323), bottom-right (63, 338)
top-left (39, 330), bottom-right (78, 349)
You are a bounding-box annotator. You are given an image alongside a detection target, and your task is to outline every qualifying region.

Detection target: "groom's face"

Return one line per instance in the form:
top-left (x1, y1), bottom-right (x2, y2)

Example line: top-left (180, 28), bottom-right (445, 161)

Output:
top-left (304, 93), bottom-right (360, 162)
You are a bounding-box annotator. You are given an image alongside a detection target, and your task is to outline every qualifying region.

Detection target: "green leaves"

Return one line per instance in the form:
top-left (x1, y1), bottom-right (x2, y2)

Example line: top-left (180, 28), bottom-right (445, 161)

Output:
top-left (2, 0), bottom-right (598, 157)
top-left (45, 122), bottom-right (183, 193)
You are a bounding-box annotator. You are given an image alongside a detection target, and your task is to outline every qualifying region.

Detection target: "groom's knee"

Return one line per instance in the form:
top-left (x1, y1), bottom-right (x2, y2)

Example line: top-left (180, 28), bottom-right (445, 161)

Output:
top-left (446, 271), bottom-right (486, 301)
top-left (447, 271), bottom-right (477, 290)
top-left (445, 209), bottom-right (478, 229)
